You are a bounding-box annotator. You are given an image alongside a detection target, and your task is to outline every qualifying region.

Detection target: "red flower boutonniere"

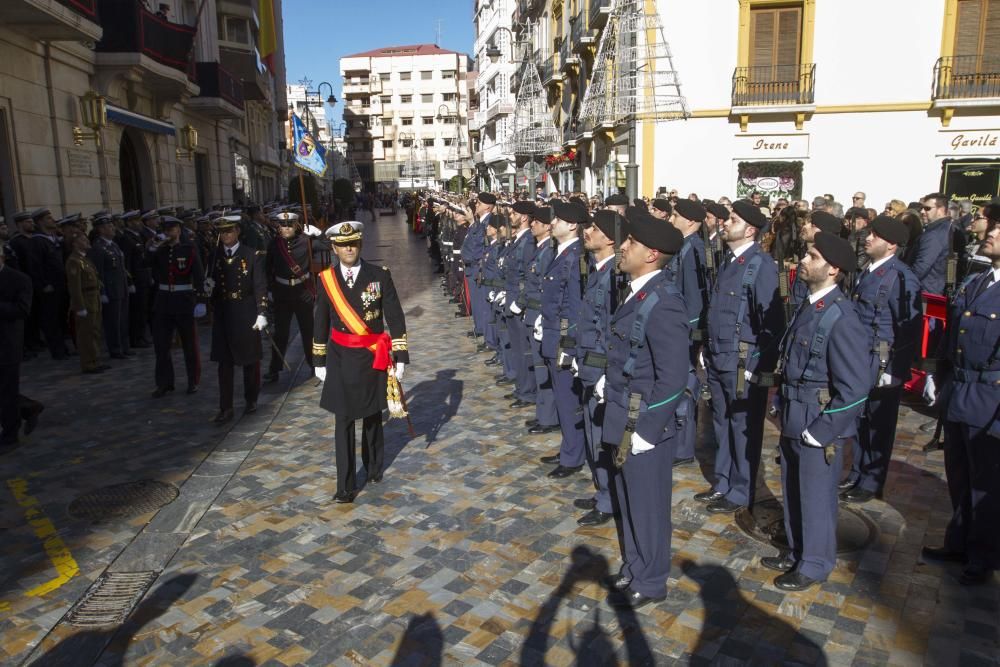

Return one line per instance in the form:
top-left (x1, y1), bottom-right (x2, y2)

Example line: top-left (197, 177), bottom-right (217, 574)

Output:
top-left (876, 268), bottom-right (885, 276)
top-left (816, 299), bottom-right (825, 310)
top-left (636, 291), bottom-right (648, 302)
top-left (737, 256), bottom-right (746, 264)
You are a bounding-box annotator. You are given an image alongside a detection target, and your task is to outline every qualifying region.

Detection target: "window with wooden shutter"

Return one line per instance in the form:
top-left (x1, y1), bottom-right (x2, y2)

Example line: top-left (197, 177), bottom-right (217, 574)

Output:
top-left (954, 0), bottom-right (1000, 62)
top-left (745, 5), bottom-right (804, 103)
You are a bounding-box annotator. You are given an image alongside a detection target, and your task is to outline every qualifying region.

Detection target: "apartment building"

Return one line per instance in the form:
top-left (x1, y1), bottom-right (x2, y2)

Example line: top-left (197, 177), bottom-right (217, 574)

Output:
top-left (470, 0), bottom-right (518, 191)
top-left (339, 44), bottom-right (472, 191)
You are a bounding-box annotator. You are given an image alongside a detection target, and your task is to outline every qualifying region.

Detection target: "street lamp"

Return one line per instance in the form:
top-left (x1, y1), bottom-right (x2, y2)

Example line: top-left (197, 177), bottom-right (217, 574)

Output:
top-left (398, 131), bottom-right (415, 191)
top-left (73, 90), bottom-right (107, 147)
top-left (485, 27), bottom-right (515, 64)
top-left (175, 124), bottom-right (199, 161)
top-left (313, 81), bottom-right (337, 105)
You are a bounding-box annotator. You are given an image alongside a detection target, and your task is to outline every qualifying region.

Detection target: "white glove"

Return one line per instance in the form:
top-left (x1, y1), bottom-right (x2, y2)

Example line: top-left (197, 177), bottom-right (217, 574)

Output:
top-left (497, 291), bottom-right (506, 306)
top-left (193, 303), bottom-right (207, 318)
top-left (877, 372), bottom-right (894, 388)
top-left (394, 362), bottom-right (405, 381)
top-left (128, 285), bottom-right (136, 294)
top-left (631, 431), bottom-right (655, 455)
top-left (252, 314), bottom-right (268, 330)
top-left (314, 366), bottom-right (326, 382)
top-left (100, 294), bottom-right (109, 304)
top-left (488, 290), bottom-right (496, 302)
top-left (303, 224), bottom-right (322, 237)
top-left (76, 309), bottom-right (88, 317)
top-left (698, 350), bottom-right (706, 370)
top-left (744, 370), bottom-right (753, 383)
top-left (203, 277), bottom-right (215, 293)
top-left (509, 301), bottom-right (522, 315)
top-left (923, 374), bottom-right (937, 405)
top-left (532, 315), bottom-right (543, 341)
top-left (595, 374), bottom-right (606, 402)
top-left (801, 429), bottom-right (824, 449)
top-left (571, 357), bottom-right (579, 377)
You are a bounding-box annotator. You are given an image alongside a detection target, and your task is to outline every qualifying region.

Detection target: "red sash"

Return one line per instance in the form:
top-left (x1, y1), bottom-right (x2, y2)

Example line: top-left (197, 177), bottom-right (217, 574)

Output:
top-left (319, 268), bottom-right (391, 370)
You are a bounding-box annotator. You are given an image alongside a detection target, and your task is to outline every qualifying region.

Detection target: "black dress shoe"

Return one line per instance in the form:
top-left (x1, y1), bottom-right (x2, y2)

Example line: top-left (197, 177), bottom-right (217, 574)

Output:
top-left (510, 399), bottom-right (532, 409)
top-left (244, 402), bottom-right (257, 415)
top-left (606, 575), bottom-right (631, 590)
top-left (774, 571), bottom-right (820, 592)
top-left (476, 344), bottom-right (489, 352)
top-left (694, 489), bottom-right (724, 503)
top-left (503, 392), bottom-right (517, 400)
top-left (706, 498), bottom-right (742, 514)
top-left (525, 419), bottom-right (539, 427)
top-left (921, 546), bottom-right (966, 563)
top-left (608, 587), bottom-right (665, 610)
top-left (262, 372), bottom-right (279, 384)
top-left (959, 564), bottom-right (994, 586)
top-left (548, 464), bottom-right (583, 479)
top-left (577, 509), bottom-right (613, 526)
top-left (369, 473), bottom-right (383, 484)
top-left (496, 377), bottom-right (514, 386)
top-left (840, 487), bottom-right (876, 504)
top-left (186, 384), bottom-right (198, 395)
top-left (334, 490), bottom-right (356, 503)
top-left (151, 386), bottom-right (174, 398)
top-left (465, 331), bottom-right (476, 337)
top-left (672, 456), bottom-right (695, 468)
top-left (838, 477), bottom-right (858, 491)
top-left (573, 497), bottom-right (597, 510)
top-left (540, 454), bottom-right (561, 464)
top-left (761, 553), bottom-right (797, 572)
top-left (212, 409), bottom-right (234, 424)
top-left (528, 424), bottom-right (559, 435)
top-left (484, 356), bottom-right (500, 366)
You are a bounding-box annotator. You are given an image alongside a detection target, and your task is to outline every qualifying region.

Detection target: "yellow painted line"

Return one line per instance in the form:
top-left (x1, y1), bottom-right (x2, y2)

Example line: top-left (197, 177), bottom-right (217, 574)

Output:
top-left (6, 478), bottom-right (80, 597)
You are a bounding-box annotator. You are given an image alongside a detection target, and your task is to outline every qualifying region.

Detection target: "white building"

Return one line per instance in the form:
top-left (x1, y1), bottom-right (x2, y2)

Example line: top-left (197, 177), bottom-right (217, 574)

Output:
top-left (470, 0), bottom-right (517, 192)
top-left (287, 83), bottom-right (332, 144)
top-left (339, 44), bottom-right (473, 191)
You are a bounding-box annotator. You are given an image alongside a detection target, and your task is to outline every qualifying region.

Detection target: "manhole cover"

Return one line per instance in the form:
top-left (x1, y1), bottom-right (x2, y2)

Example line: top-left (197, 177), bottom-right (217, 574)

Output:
top-left (66, 571), bottom-right (158, 627)
top-left (735, 498), bottom-right (877, 554)
top-left (68, 480), bottom-right (179, 521)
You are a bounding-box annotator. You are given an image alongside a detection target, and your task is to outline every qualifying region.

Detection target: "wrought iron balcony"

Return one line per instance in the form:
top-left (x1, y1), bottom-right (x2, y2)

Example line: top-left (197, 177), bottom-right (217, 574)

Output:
top-left (731, 63), bottom-right (816, 108)
top-left (933, 55), bottom-right (1000, 100)
top-left (541, 53), bottom-right (563, 85)
top-left (96, 0), bottom-right (196, 80)
top-left (589, 0), bottom-right (611, 29)
top-left (0, 0), bottom-right (101, 41)
top-left (189, 62), bottom-right (245, 117)
top-left (571, 9), bottom-right (593, 51)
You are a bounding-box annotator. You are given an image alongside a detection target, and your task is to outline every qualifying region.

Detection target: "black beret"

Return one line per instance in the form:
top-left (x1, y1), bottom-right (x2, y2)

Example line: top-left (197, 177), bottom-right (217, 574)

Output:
top-left (568, 196), bottom-right (588, 209)
top-left (731, 200), bottom-right (768, 229)
top-left (632, 198), bottom-right (648, 210)
top-left (532, 206), bottom-right (553, 224)
top-left (651, 199), bottom-right (673, 214)
top-left (512, 201), bottom-right (536, 215)
top-left (674, 199), bottom-right (707, 223)
top-left (706, 203), bottom-right (729, 221)
top-left (488, 215), bottom-right (503, 230)
top-left (814, 232), bottom-right (857, 273)
top-left (552, 200), bottom-right (589, 224)
top-left (628, 213), bottom-right (683, 254)
top-left (846, 206), bottom-right (870, 220)
top-left (870, 215), bottom-right (909, 246)
top-left (477, 192), bottom-right (497, 205)
top-left (605, 193), bottom-right (628, 206)
top-left (624, 205), bottom-right (645, 223)
top-left (592, 210), bottom-right (625, 242)
top-left (809, 211), bottom-right (842, 235)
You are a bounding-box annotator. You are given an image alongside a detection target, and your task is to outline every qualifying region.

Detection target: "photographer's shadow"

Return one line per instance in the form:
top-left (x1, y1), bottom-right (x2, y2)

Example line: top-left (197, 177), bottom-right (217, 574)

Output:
top-left (401, 369), bottom-right (464, 448)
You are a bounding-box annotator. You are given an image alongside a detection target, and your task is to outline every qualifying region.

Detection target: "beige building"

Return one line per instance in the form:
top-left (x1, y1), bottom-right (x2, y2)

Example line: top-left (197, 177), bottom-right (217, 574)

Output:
top-left (339, 44), bottom-right (473, 191)
top-left (0, 0), bottom-right (288, 222)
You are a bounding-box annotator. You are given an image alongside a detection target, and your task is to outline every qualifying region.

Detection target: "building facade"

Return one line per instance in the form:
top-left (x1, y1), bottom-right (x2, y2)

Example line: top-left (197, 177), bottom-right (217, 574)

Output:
top-left (339, 44), bottom-right (473, 191)
top-left (0, 0), bottom-right (288, 223)
top-left (470, 0), bottom-right (517, 192)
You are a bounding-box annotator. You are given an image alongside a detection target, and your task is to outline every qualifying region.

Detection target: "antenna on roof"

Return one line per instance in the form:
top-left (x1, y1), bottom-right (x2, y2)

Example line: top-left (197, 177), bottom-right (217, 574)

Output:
top-left (435, 19), bottom-right (443, 46)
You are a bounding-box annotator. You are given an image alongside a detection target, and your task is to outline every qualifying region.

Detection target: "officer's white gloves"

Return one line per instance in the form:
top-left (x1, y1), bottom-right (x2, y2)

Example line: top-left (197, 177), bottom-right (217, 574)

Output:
top-left (203, 277), bottom-right (216, 293)
top-left (595, 374), bottom-right (606, 402)
top-left (314, 366), bottom-right (326, 382)
top-left (509, 301), bottom-right (522, 315)
top-left (488, 290), bottom-right (496, 302)
top-left (100, 295), bottom-right (109, 304)
top-left (395, 362), bottom-right (405, 381)
top-left (532, 314), bottom-right (543, 341)
top-left (744, 369), bottom-right (753, 383)
top-left (571, 357), bottom-right (579, 377)
top-left (193, 303), bottom-right (207, 318)
top-left (497, 291), bottom-right (506, 306)
top-left (877, 372), bottom-right (894, 388)
top-left (303, 224), bottom-right (322, 237)
top-left (923, 375), bottom-right (937, 406)
top-left (631, 431), bottom-right (655, 455)
top-left (801, 430), bottom-right (823, 448)
top-left (76, 309), bottom-right (87, 318)
top-left (698, 350), bottom-right (706, 370)
top-left (252, 314), bottom-right (268, 330)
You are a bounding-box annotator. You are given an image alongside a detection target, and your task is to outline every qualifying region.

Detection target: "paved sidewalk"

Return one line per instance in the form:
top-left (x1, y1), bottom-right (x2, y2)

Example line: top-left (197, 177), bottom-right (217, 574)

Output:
top-left (3, 213), bottom-right (997, 665)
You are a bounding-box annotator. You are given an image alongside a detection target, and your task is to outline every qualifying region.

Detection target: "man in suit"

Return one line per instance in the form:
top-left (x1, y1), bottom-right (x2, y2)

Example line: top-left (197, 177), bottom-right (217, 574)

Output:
top-left (90, 214), bottom-right (132, 359)
top-left (910, 192), bottom-right (956, 296)
top-left (600, 212), bottom-right (689, 609)
top-left (208, 216), bottom-right (268, 423)
top-left (313, 222), bottom-right (408, 503)
top-left (0, 244), bottom-right (33, 446)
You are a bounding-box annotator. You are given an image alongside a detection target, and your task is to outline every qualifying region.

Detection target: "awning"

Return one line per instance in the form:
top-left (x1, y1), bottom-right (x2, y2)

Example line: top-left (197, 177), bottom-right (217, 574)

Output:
top-left (106, 104), bottom-right (176, 136)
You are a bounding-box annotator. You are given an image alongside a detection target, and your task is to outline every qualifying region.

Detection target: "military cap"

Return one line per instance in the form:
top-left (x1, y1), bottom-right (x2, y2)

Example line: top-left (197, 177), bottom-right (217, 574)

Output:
top-left (31, 208), bottom-right (51, 220)
top-left (532, 206), bottom-right (553, 224)
top-left (90, 209), bottom-right (110, 219)
top-left (651, 199), bottom-right (673, 214)
top-left (674, 199), bottom-right (707, 223)
top-left (569, 196), bottom-right (589, 209)
top-left (625, 205), bottom-right (645, 223)
top-left (246, 205), bottom-right (261, 216)
top-left (592, 210), bottom-right (625, 242)
top-left (627, 212), bottom-right (683, 254)
top-left (552, 200), bottom-right (589, 224)
top-left (632, 198), bottom-right (648, 210)
top-left (121, 210), bottom-right (141, 221)
top-left (487, 215), bottom-right (504, 230)
top-left (512, 200), bottom-right (536, 216)
top-left (809, 211), bottom-right (842, 235)
top-left (326, 221), bottom-right (364, 244)
top-left (91, 213), bottom-right (113, 226)
top-left (870, 215), bottom-right (909, 246)
top-left (275, 212), bottom-right (300, 224)
top-left (814, 232), bottom-right (857, 273)
top-left (160, 216), bottom-right (183, 228)
top-left (157, 206), bottom-right (175, 216)
top-left (731, 199), bottom-right (769, 229)
top-left (477, 192), bottom-right (497, 205)
top-left (57, 213), bottom-right (80, 226)
top-left (141, 210), bottom-right (160, 222)
top-left (706, 202), bottom-right (729, 221)
top-left (845, 206), bottom-right (870, 220)
top-left (13, 211), bottom-right (33, 223)
top-left (605, 193), bottom-right (628, 206)
top-left (207, 211), bottom-right (223, 220)
top-left (214, 215), bottom-right (242, 232)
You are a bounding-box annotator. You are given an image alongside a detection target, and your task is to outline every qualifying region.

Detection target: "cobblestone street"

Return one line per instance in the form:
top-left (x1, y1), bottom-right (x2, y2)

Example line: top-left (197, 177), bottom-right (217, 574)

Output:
top-left (1, 213), bottom-right (997, 666)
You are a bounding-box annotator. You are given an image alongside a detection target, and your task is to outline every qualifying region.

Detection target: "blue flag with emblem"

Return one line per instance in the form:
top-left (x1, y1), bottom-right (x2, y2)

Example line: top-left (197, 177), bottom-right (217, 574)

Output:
top-left (291, 113), bottom-right (327, 177)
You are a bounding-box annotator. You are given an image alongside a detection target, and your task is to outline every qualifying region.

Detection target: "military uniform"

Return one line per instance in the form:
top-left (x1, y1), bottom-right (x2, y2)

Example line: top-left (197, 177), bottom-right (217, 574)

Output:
top-left (117, 222), bottom-right (153, 346)
top-left (502, 227), bottom-right (536, 402)
top-left (29, 229), bottom-right (70, 358)
top-left (66, 251), bottom-right (103, 372)
top-left (89, 234), bottom-right (131, 357)
top-left (461, 211), bottom-right (488, 335)
top-left (266, 228), bottom-right (318, 380)
top-left (152, 235), bottom-right (204, 394)
top-left (524, 234), bottom-right (558, 430)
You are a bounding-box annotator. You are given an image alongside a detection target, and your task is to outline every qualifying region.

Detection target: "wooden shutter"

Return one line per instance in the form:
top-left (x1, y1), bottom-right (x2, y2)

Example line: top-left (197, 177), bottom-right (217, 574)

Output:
top-left (954, 0), bottom-right (1000, 71)
top-left (985, 0), bottom-right (1000, 59)
top-left (749, 6), bottom-right (802, 70)
top-left (955, 0), bottom-right (983, 57)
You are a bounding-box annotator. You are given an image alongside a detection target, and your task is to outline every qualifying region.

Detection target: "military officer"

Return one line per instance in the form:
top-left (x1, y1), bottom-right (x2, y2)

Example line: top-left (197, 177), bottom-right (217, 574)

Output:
top-left (117, 210), bottom-right (153, 347)
top-left (536, 200), bottom-right (587, 479)
top-left (649, 198), bottom-right (672, 221)
top-left (89, 214), bottom-right (132, 359)
top-left (697, 200), bottom-right (784, 514)
top-left (523, 206), bottom-right (559, 435)
top-left (463, 194), bottom-right (493, 338)
top-left (29, 208), bottom-right (70, 359)
top-left (151, 216), bottom-right (205, 398)
top-left (840, 216), bottom-right (922, 503)
top-left (66, 231), bottom-right (106, 374)
top-left (789, 211), bottom-right (843, 307)
top-left (922, 221), bottom-right (1000, 585)
top-left (599, 213), bottom-right (688, 609)
top-left (501, 201), bottom-right (537, 407)
top-left (208, 216), bottom-right (268, 423)
top-left (481, 216), bottom-right (504, 359)
top-left (313, 222), bottom-right (408, 504)
top-left (764, 232), bottom-right (874, 591)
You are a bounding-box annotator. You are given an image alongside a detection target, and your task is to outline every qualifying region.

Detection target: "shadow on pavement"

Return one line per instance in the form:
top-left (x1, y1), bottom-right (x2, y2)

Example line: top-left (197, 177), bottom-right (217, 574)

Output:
top-left (404, 369), bottom-right (463, 449)
top-left (214, 655), bottom-right (257, 666)
top-left (389, 612), bottom-right (443, 666)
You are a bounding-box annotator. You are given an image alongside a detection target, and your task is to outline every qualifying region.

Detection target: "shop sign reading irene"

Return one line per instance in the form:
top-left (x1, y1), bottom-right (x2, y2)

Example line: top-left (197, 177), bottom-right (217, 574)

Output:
top-left (939, 130), bottom-right (1000, 156)
top-left (735, 134), bottom-right (809, 159)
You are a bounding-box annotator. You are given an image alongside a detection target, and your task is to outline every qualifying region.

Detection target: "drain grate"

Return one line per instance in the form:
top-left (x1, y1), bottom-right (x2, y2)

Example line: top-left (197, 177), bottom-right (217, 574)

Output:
top-left (68, 480), bottom-right (179, 522)
top-left (735, 497), bottom-right (878, 554)
top-left (65, 571), bottom-right (158, 627)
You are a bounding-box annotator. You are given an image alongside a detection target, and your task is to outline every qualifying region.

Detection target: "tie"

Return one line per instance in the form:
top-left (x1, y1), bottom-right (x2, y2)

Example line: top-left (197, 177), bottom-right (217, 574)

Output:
top-left (346, 269), bottom-right (354, 288)
top-left (227, 248), bottom-right (234, 258)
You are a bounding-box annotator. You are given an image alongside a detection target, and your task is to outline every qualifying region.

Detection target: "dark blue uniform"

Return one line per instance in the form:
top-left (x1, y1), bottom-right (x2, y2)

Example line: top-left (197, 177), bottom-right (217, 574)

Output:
top-left (940, 269), bottom-right (1000, 572)
top-left (909, 217), bottom-right (953, 295)
top-left (461, 215), bottom-right (488, 335)
top-left (540, 239), bottom-right (585, 468)
top-left (523, 239), bottom-right (557, 427)
top-left (602, 272), bottom-right (689, 598)
top-left (848, 256), bottom-right (923, 494)
top-left (480, 238), bottom-right (503, 353)
top-left (777, 287), bottom-right (875, 581)
top-left (705, 243), bottom-right (783, 507)
top-left (89, 237), bottom-right (131, 357)
top-left (503, 229), bottom-right (535, 401)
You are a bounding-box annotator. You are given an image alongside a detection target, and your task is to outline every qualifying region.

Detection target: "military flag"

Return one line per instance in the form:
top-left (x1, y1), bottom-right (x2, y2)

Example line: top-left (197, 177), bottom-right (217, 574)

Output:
top-left (291, 113), bottom-right (327, 177)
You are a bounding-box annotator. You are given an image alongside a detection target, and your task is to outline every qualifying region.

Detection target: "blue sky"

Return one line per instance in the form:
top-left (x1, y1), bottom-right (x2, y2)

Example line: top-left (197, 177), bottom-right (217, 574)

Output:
top-left (281, 0), bottom-right (475, 126)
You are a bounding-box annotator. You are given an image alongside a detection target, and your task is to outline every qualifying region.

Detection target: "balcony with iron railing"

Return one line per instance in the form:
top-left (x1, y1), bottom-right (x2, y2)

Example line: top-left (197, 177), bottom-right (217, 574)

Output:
top-left (188, 62), bottom-right (245, 117)
top-left (0, 0), bottom-right (102, 40)
top-left (541, 51), bottom-right (563, 85)
top-left (560, 37), bottom-right (580, 73)
top-left (933, 55), bottom-right (1000, 102)
top-left (96, 0), bottom-right (197, 86)
top-left (731, 63), bottom-right (816, 109)
top-left (571, 9), bottom-right (593, 51)
top-left (589, 0), bottom-right (611, 29)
